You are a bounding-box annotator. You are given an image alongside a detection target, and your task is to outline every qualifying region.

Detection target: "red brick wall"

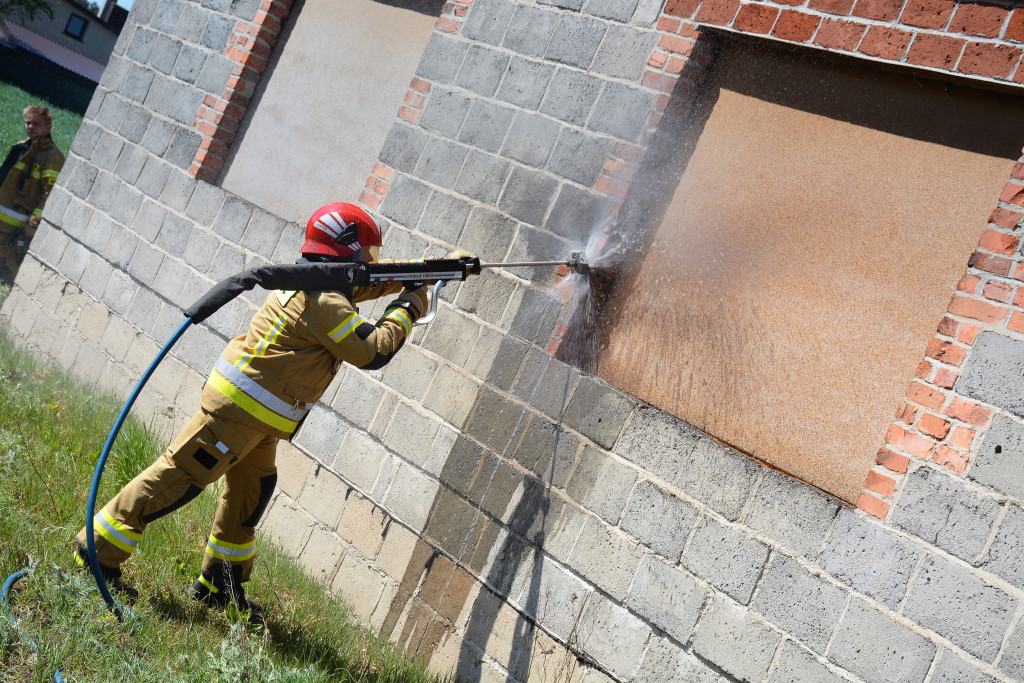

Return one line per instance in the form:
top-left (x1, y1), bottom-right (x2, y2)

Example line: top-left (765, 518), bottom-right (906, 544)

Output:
top-left (664, 0), bottom-right (1024, 85)
top-left (861, 159), bottom-right (1024, 517)
top-left (190, 0), bottom-right (294, 182)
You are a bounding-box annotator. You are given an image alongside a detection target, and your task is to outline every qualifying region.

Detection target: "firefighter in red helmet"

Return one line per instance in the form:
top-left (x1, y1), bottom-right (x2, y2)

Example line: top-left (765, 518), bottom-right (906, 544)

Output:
top-left (75, 202), bottom-right (434, 613)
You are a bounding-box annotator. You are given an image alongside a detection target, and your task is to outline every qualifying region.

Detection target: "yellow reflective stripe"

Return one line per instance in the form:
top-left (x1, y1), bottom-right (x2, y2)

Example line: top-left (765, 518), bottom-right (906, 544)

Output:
top-left (208, 370), bottom-right (299, 433)
top-left (254, 313), bottom-right (286, 355)
top-left (95, 509), bottom-right (141, 554)
top-left (205, 535), bottom-right (256, 562)
top-left (198, 573), bottom-right (220, 594)
top-left (328, 312), bottom-right (362, 342)
top-left (385, 308), bottom-right (413, 335)
top-left (33, 207), bottom-right (43, 216)
top-left (41, 169), bottom-right (59, 179)
top-left (0, 205), bottom-right (28, 227)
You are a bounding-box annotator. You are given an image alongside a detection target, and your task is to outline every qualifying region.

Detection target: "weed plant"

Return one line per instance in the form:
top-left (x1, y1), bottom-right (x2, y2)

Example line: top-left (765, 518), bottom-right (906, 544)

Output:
top-left (0, 322), bottom-right (447, 683)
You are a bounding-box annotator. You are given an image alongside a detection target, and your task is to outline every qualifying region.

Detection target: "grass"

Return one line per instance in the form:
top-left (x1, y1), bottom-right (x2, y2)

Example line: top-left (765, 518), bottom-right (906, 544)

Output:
top-left (0, 81), bottom-right (82, 155)
top-left (0, 296), bottom-right (449, 682)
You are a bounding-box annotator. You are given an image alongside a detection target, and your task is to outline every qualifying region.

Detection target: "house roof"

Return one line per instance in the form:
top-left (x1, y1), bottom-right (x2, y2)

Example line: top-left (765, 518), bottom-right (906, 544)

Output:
top-left (0, 17), bottom-right (106, 83)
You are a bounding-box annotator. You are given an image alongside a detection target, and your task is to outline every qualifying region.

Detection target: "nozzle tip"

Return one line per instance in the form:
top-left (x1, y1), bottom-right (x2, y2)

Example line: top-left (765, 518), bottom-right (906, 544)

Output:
top-left (567, 250), bottom-right (590, 275)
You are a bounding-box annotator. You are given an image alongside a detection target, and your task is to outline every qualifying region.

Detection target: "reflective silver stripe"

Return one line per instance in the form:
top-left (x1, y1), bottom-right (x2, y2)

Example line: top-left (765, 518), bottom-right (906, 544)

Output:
top-left (0, 204), bottom-right (29, 222)
top-left (214, 357), bottom-right (309, 422)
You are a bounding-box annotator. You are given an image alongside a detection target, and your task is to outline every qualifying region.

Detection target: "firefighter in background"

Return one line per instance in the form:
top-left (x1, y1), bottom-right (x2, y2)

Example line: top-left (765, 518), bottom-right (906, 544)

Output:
top-left (0, 105), bottom-right (65, 285)
top-left (75, 202), bottom-right (445, 613)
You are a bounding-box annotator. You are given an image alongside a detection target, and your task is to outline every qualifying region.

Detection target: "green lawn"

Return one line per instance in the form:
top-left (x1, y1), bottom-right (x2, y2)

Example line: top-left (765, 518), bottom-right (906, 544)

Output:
top-left (0, 81), bottom-right (82, 155)
top-left (0, 306), bottom-right (448, 682)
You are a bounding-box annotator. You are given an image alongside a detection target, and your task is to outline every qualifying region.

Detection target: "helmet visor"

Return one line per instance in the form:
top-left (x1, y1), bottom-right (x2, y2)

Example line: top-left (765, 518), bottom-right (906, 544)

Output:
top-left (361, 245), bottom-right (380, 263)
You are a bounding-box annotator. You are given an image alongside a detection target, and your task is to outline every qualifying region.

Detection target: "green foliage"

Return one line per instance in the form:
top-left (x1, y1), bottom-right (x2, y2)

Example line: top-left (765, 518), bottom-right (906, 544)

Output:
top-left (0, 80), bottom-right (82, 155)
top-left (0, 0), bottom-right (55, 23)
top-left (0, 321), bottom-right (451, 683)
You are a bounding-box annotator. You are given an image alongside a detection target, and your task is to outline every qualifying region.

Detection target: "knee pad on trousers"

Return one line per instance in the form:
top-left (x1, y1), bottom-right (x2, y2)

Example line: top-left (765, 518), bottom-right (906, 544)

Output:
top-left (141, 483), bottom-right (203, 524)
top-left (242, 473), bottom-right (277, 528)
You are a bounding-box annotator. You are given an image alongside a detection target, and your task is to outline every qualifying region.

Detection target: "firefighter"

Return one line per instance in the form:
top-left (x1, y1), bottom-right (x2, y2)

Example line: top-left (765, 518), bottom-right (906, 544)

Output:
top-left (75, 202), bottom-right (442, 613)
top-left (0, 105), bottom-right (65, 285)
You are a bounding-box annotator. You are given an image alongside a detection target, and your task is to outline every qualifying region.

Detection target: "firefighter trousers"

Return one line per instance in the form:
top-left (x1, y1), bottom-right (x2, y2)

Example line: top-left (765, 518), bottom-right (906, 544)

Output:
top-left (76, 409), bottom-right (278, 582)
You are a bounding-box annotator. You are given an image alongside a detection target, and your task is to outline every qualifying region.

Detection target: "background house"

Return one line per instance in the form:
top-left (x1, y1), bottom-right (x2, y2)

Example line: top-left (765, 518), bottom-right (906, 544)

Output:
top-left (0, 0), bottom-right (126, 111)
top-left (3, 0), bottom-right (1024, 680)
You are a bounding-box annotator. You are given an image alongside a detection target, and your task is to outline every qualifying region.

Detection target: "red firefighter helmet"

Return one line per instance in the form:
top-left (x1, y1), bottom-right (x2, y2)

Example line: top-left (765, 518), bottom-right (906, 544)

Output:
top-left (302, 202), bottom-right (382, 261)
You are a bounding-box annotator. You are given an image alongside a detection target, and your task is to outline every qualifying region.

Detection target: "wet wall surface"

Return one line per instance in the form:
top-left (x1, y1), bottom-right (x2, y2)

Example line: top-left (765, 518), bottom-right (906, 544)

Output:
top-left (598, 40), bottom-right (1024, 502)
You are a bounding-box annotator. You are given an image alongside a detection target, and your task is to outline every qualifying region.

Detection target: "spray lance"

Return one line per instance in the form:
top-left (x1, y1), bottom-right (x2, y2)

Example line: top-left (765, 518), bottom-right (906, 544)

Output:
top-left (83, 250), bottom-right (591, 616)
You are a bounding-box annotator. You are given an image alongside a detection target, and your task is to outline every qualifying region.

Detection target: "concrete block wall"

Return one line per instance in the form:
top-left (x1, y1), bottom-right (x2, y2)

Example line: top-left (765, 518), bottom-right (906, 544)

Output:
top-left (3, 0), bottom-right (1024, 682)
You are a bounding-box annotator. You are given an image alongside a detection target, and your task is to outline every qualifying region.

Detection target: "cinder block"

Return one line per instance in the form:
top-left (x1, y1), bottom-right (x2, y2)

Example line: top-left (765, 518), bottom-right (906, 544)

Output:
top-left (117, 106), bottom-right (151, 147)
top-left (931, 650), bottom-right (1002, 683)
top-left (114, 143), bottom-right (149, 184)
top-left (463, 0), bottom-right (515, 45)
top-left (201, 12), bottom-right (234, 51)
top-left (982, 503), bottom-right (1024, 591)
top-left (614, 405), bottom-right (696, 484)
top-left (212, 195), bottom-right (253, 243)
top-left (455, 151), bottom-right (512, 205)
top-left (679, 437), bottom-right (761, 521)
top-left (455, 45), bottom-right (510, 98)
top-left (337, 490), bottom-right (388, 558)
top-left (769, 641), bottom-right (850, 683)
top-left (465, 387), bottom-right (527, 455)
top-left (1000, 617), bottom-right (1024, 681)
top-left (416, 32), bottom-right (469, 84)
top-left (298, 525), bottom-right (345, 586)
top-left (172, 44), bottom-right (206, 83)
top-left (379, 123), bottom-right (429, 174)
top-left (174, 2), bottom-right (208, 43)
top-left (513, 556), bottom-right (591, 642)
top-left (745, 469), bottom-right (842, 559)
top-left (692, 596), bottom-right (782, 683)
top-left (109, 183), bottom-right (144, 229)
top-left (511, 414), bottom-right (580, 487)
top-left (79, 255), bottom-right (114, 301)
top-left (91, 131), bottom-right (124, 170)
top-left (87, 171), bottom-right (121, 213)
top-left (382, 401), bottom-right (442, 466)
top-left (566, 446), bottom-right (637, 524)
top-left (541, 68), bottom-right (604, 127)
top-left (502, 111), bottom-right (561, 168)
top-left (957, 332), bottom-right (1024, 418)
top-left (334, 429), bottom-right (388, 492)
top-left (381, 462), bottom-right (439, 531)
top-left (750, 553), bottom-right (847, 652)
top-left (459, 99), bottom-right (515, 154)
top-left (567, 516), bottom-right (643, 600)
top-left (182, 228), bottom-right (220, 273)
top-left (561, 374), bottom-right (630, 448)
top-left (101, 269), bottom-right (137, 316)
top-left (592, 25), bottom-right (659, 81)
top-left (150, 0), bottom-right (183, 32)
top-left (293, 407), bottom-right (347, 465)
top-left (829, 598), bottom-right (936, 682)
top-left (418, 87), bottom-right (473, 140)
top-left (891, 465), bottom-right (1001, 562)
top-left (620, 478), bottom-right (699, 559)
top-left (496, 56), bottom-right (554, 110)
top-left (627, 553), bottom-right (707, 643)
top-left (424, 364), bottom-right (480, 429)
top-left (545, 183), bottom-right (613, 244)
top-left (413, 137), bottom-right (469, 190)
top-left (165, 127), bottom-right (201, 169)
top-left (62, 157), bottom-right (99, 199)
top-left (149, 34), bottom-right (181, 74)
top-left (125, 26), bottom-right (157, 64)
top-left (260, 495), bottom-right (315, 558)
top-left (122, 63), bottom-right (155, 103)
top-left (143, 75), bottom-right (179, 119)
top-left (240, 210), bottom-right (287, 259)
top-left (513, 349), bottom-right (580, 421)
top-left (381, 345), bottom-right (439, 403)
top-left (575, 593), bottom-right (652, 681)
top-left (633, 0), bottom-right (664, 25)
top-left (547, 128), bottom-right (611, 187)
top-left (685, 515), bottom-right (771, 606)
top-left (497, 165), bottom-right (558, 227)
top-left (502, 5), bottom-right (558, 58)
top-left (469, 451), bottom-right (527, 522)
top-left (636, 637), bottom-right (719, 683)
top-left (545, 14), bottom-right (606, 70)
top-left (420, 192), bottom-right (472, 245)
top-left (196, 53), bottom-right (235, 94)
top-left (380, 174), bottom-right (432, 230)
top-left (274, 440), bottom-right (313, 500)
top-left (588, 81), bottom-right (657, 142)
top-left (330, 370), bottom-right (385, 430)
top-left (184, 180), bottom-right (225, 225)
top-left (903, 555), bottom-right (1016, 662)
top-left (507, 286), bottom-right (563, 350)
top-left (332, 551), bottom-right (390, 623)
top-left (296, 466), bottom-right (350, 529)
top-left (970, 413), bottom-right (1024, 499)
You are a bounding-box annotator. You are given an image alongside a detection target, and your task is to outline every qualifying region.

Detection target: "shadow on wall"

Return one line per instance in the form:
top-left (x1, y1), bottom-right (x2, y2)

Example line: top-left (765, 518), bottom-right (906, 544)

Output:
top-left (372, 0), bottom-right (446, 14)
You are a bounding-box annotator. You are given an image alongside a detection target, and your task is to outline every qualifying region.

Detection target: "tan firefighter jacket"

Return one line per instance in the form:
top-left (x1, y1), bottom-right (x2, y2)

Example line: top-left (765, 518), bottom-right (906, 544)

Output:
top-left (0, 135), bottom-right (64, 232)
top-left (201, 281), bottom-right (413, 439)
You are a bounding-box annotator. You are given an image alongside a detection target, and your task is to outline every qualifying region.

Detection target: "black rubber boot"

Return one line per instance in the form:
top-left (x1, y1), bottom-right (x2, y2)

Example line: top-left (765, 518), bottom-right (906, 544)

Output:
top-left (189, 563), bottom-right (261, 616)
top-left (73, 544), bottom-right (139, 602)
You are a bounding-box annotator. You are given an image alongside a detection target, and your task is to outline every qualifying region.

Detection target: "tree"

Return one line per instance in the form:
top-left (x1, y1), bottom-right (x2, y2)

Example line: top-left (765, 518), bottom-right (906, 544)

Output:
top-left (0, 0), bottom-right (56, 23)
